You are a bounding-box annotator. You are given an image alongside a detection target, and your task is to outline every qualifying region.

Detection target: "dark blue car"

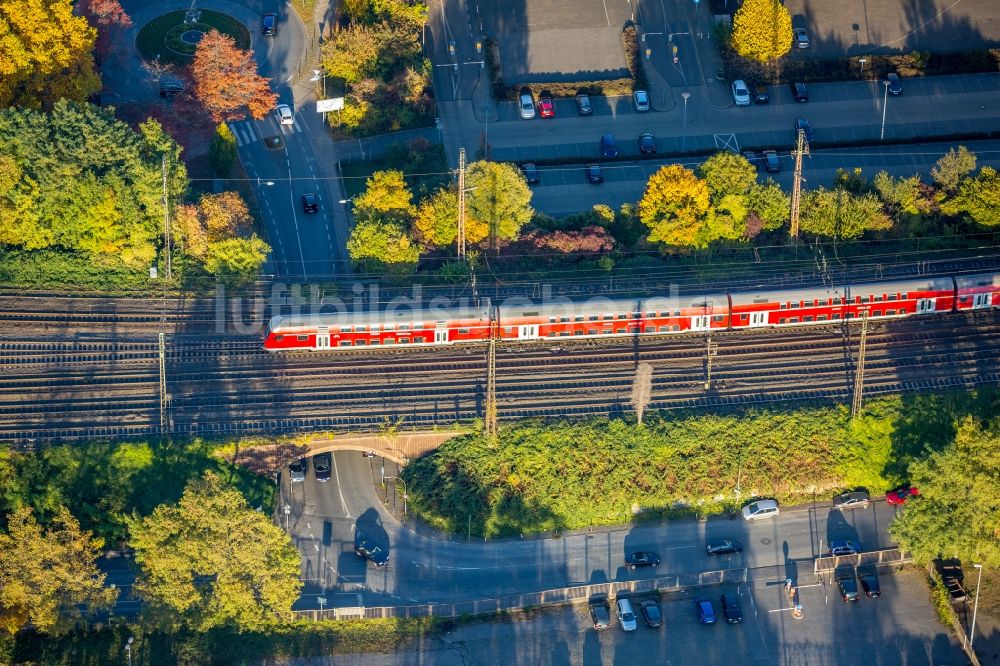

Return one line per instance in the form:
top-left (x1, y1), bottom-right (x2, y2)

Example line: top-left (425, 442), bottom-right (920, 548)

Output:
top-left (600, 134), bottom-right (618, 158)
top-left (696, 599), bottom-right (717, 624)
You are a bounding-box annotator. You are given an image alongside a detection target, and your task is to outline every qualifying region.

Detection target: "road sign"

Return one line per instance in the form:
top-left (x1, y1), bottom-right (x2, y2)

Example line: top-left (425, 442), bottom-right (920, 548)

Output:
top-left (316, 98), bottom-right (344, 113)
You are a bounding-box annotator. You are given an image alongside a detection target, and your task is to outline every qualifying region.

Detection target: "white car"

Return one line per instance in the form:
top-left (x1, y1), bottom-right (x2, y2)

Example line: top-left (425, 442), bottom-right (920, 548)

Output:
top-left (741, 499), bottom-right (780, 521)
top-left (731, 79), bottom-right (751, 106)
top-left (616, 598), bottom-right (638, 631)
top-left (274, 104), bottom-right (294, 125)
top-left (519, 93), bottom-right (535, 119)
top-left (632, 89), bottom-right (650, 112)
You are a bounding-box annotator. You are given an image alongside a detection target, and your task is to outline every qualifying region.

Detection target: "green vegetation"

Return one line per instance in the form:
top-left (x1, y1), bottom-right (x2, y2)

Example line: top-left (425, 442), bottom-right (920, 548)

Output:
top-left (135, 10), bottom-right (250, 65)
top-left (401, 389), bottom-right (1000, 538)
top-left (340, 140), bottom-right (449, 201)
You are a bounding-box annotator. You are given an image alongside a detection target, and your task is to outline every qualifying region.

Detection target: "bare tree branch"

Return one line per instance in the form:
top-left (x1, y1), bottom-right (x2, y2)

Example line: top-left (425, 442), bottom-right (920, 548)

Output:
top-left (630, 362), bottom-right (654, 425)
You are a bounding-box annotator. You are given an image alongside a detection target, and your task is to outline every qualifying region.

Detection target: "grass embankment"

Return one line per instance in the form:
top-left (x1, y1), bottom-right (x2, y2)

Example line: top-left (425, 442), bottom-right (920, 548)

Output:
top-left (401, 390), bottom-right (1000, 538)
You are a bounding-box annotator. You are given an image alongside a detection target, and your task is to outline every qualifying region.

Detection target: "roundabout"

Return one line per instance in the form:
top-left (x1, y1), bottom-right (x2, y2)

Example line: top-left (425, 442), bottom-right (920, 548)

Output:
top-left (135, 8), bottom-right (250, 64)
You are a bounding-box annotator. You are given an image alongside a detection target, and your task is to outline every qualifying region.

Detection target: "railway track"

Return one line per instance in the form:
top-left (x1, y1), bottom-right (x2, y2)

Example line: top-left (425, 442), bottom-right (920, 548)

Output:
top-left (0, 310), bottom-right (999, 442)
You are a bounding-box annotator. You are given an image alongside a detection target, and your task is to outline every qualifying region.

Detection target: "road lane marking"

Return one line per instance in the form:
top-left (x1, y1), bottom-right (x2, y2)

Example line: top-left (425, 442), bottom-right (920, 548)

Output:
top-left (330, 453), bottom-right (352, 519)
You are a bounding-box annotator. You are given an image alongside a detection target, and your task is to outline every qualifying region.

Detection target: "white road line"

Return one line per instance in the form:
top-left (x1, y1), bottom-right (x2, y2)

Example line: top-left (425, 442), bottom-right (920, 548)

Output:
top-left (227, 122), bottom-right (244, 146)
top-left (601, 0), bottom-right (611, 27)
top-left (330, 454), bottom-right (352, 519)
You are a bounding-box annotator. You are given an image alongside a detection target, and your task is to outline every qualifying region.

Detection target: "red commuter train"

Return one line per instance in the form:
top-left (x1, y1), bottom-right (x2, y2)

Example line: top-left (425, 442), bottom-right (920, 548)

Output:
top-left (263, 272), bottom-right (1000, 352)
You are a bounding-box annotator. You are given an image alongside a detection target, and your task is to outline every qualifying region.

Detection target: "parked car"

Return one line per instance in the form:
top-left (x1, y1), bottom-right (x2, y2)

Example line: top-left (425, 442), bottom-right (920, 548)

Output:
top-left (830, 540), bottom-right (862, 557)
top-left (833, 491), bottom-right (871, 510)
top-left (600, 133), bottom-right (618, 157)
top-left (633, 89), bottom-right (650, 112)
top-left (159, 78), bottom-right (184, 98)
top-left (743, 151), bottom-right (763, 170)
top-left (313, 452), bottom-right (331, 481)
top-left (519, 91), bottom-right (535, 119)
top-left (355, 538), bottom-right (389, 567)
top-left (706, 539), bottom-right (743, 556)
top-left (638, 132), bottom-right (656, 154)
top-left (753, 84), bottom-right (770, 103)
top-left (639, 600), bottom-right (662, 628)
top-left (794, 28), bottom-right (810, 49)
top-left (538, 96), bottom-right (555, 118)
top-left (696, 599), bottom-right (717, 624)
top-left (261, 12), bottom-right (277, 36)
top-left (742, 499), bottom-right (779, 520)
top-left (624, 551), bottom-right (660, 569)
top-left (585, 164), bottom-right (603, 184)
top-left (575, 93), bottom-right (593, 115)
top-left (616, 598), bottom-right (638, 631)
top-left (721, 593), bottom-right (743, 623)
top-left (521, 163), bottom-right (540, 185)
top-left (886, 72), bottom-right (902, 95)
top-left (794, 117), bottom-right (814, 144)
top-left (835, 565), bottom-right (860, 602)
top-left (762, 149), bottom-right (781, 173)
top-left (886, 485), bottom-right (919, 505)
top-left (301, 193), bottom-right (319, 214)
top-left (274, 104), bottom-right (294, 126)
top-left (731, 79), bottom-right (751, 106)
top-left (289, 457), bottom-right (307, 482)
top-left (590, 599), bottom-right (611, 629)
top-left (858, 566), bottom-right (881, 598)
top-left (790, 82), bottom-right (808, 102)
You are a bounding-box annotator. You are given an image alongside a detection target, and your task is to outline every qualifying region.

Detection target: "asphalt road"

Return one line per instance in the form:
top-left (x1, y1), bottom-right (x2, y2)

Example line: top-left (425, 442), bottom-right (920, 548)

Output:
top-left (283, 451), bottom-right (904, 609)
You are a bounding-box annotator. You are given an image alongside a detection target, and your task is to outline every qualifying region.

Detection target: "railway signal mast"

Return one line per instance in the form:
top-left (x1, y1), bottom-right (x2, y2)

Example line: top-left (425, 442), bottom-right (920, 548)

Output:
top-left (158, 332), bottom-right (171, 434)
top-left (485, 307), bottom-right (499, 440)
top-left (789, 129), bottom-right (808, 239)
top-left (851, 308), bottom-right (870, 419)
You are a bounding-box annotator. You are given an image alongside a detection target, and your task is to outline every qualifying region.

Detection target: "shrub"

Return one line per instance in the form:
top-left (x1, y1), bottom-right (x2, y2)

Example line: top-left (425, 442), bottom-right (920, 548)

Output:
top-left (621, 25), bottom-right (648, 90)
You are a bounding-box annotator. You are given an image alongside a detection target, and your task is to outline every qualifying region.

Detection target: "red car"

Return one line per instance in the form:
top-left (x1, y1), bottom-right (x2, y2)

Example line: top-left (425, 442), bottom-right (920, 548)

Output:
top-left (886, 486), bottom-right (919, 505)
top-left (538, 96), bottom-right (555, 118)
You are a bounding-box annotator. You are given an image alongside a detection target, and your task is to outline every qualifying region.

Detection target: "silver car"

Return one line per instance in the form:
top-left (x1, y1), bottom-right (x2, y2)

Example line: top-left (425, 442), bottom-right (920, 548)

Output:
top-left (519, 93), bottom-right (535, 119)
top-left (741, 499), bottom-right (779, 520)
top-left (632, 89), bottom-right (650, 112)
top-left (731, 79), bottom-right (751, 106)
top-left (616, 598), bottom-right (638, 631)
top-left (289, 457), bottom-right (307, 483)
top-left (832, 491), bottom-right (871, 510)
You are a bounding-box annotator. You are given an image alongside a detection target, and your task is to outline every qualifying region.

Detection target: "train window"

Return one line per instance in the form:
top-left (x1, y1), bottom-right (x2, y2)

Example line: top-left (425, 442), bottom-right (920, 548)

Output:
top-left (340, 327), bottom-right (351, 332)
top-left (370, 339), bottom-right (380, 345)
top-left (873, 310), bottom-right (882, 317)
top-left (898, 308), bottom-right (907, 314)
top-left (632, 311), bottom-right (642, 318)
top-left (559, 331), bottom-right (570, 336)
top-left (588, 329), bottom-right (598, 335)
top-left (274, 335), bottom-right (284, 341)
top-left (560, 317), bottom-right (570, 323)
top-left (617, 328), bottom-right (626, 334)
top-left (861, 296), bottom-right (870, 303)
top-left (845, 313), bottom-right (855, 319)
top-left (886, 309), bottom-right (895, 316)
top-left (589, 315), bottom-right (599, 322)
top-left (573, 330), bottom-right (584, 336)
top-left (874, 296), bottom-right (883, 302)
top-left (617, 314), bottom-right (628, 320)
top-left (740, 314), bottom-right (748, 321)
top-left (339, 340), bottom-right (351, 346)
top-left (674, 310), bottom-right (681, 316)
top-left (356, 325), bottom-right (366, 332)
top-left (399, 324), bottom-right (410, 330)
top-left (833, 298), bottom-right (842, 305)
top-left (383, 324), bottom-right (394, 330)
top-left (645, 326), bottom-right (655, 333)
top-left (458, 328), bottom-right (470, 334)
top-left (399, 337), bottom-right (410, 343)
top-left (504, 327), bottom-right (513, 333)
top-left (779, 303), bottom-right (787, 309)
top-left (803, 316), bottom-right (813, 322)
top-left (297, 335), bottom-right (309, 341)
top-left (602, 328), bottom-right (612, 334)
top-left (888, 294), bottom-right (897, 301)
top-left (901, 293), bottom-right (908, 299)
top-left (603, 315), bottom-right (613, 321)
top-left (384, 338), bottom-right (395, 344)
top-left (960, 295), bottom-right (971, 302)
top-left (645, 312), bottom-right (655, 318)
top-left (629, 327), bottom-right (640, 333)
top-left (817, 315), bottom-right (828, 321)
top-left (779, 318), bottom-right (787, 324)
top-left (672, 325), bottom-right (681, 331)
top-left (355, 339), bottom-right (367, 346)
top-left (548, 332), bottom-right (557, 337)
top-left (789, 317), bottom-right (799, 323)
top-left (712, 315), bottom-right (724, 323)
top-left (549, 316), bottom-right (557, 323)
top-left (575, 315), bottom-right (584, 322)
top-left (416, 336), bottom-right (427, 343)
top-left (832, 314), bottom-right (842, 320)
top-left (659, 326), bottom-right (670, 332)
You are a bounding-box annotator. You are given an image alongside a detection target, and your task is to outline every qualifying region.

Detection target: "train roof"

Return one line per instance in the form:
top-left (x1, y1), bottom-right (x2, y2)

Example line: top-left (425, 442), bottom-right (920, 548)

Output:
top-left (727, 275), bottom-right (959, 306)
top-left (270, 302), bottom-right (492, 330)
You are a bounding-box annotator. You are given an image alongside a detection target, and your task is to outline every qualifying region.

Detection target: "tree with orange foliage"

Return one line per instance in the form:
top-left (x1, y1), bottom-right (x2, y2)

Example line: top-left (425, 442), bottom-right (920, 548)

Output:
top-left (191, 30), bottom-right (277, 122)
top-left (79, 0), bottom-right (131, 64)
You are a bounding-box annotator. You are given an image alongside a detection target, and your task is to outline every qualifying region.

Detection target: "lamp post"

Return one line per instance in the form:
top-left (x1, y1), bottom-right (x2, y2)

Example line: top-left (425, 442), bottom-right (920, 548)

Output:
top-left (125, 637), bottom-right (134, 666)
top-left (970, 563), bottom-right (984, 649)
top-left (858, 57), bottom-right (866, 81)
top-left (879, 79), bottom-right (890, 141)
top-left (681, 91), bottom-right (691, 151)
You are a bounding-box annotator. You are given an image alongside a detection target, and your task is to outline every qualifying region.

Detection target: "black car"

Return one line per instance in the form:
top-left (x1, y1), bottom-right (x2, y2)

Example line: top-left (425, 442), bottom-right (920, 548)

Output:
top-left (585, 164), bottom-right (603, 184)
top-left (159, 79), bottom-right (184, 98)
top-left (753, 84), bottom-right (769, 103)
top-left (706, 539), bottom-right (743, 556)
top-left (289, 457), bottom-right (307, 483)
top-left (886, 72), bottom-right (902, 95)
top-left (721, 593), bottom-right (743, 623)
top-left (589, 597), bottom-right (611, 629)
top-left (794, 117), bottom-right (814, 145)
top-left (355, 539), bottom-right (389, 567)
top-left (301, 193), bottom-right (319, 213)
top-left (762, 149), bottom-right (781, 173)
top-left (575, 94), bottom-right (593, 116)
top-left (600, 133), bottom-right (618, 158)
top-left (858, 566), bottom-right (881, 598)
top-left (832, 490), bottom-right (871, 510)
top-left (638, 600), bottom-right (662, 628)
top-left (261, 13), bottom-right (277, 36)
top-left (638, 133), bottom-right (656, 154)
top-left (790, 82), bottom-right (808, 102)
top-left (521, 163), bottom-right (540, 185)
top-left (624, 551), bottom-right (660, 569)
top-left (835, 565), bottom-right (860, 602)
top-left (313, 452), bottom-right (331, 482)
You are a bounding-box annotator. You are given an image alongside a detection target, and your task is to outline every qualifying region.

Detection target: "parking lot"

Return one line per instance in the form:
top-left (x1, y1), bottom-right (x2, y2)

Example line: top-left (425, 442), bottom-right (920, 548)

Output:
top-left (325, 569), bottom-right (966, 665)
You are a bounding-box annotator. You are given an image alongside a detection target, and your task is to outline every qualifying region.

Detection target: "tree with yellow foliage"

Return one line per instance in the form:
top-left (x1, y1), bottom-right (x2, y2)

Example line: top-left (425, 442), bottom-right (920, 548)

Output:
top-left (639, 165), bottom-right (716, 248)
top-left (0, 0), bottom-right (101, 109)
top-left (731, 0), bottom-right (793, 63)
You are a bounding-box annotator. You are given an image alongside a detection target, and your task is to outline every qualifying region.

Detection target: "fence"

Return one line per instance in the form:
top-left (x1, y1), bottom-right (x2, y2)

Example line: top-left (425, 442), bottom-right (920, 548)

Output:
top-left (813, 547), bottom-right (911, 574)
top-left (333, 126), bottom-right (441, 163)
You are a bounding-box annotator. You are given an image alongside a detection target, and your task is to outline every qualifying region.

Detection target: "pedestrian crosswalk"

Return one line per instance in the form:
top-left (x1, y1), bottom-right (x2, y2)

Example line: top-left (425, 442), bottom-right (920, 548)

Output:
top-left (227, 116), bottom-right (303, 147)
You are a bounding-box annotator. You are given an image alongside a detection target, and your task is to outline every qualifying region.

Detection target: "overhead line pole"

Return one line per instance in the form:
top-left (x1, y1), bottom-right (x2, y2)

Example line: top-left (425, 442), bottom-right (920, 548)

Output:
top-left (485, 306), bottom-right (498, 440)
top-left (789, 129), bottom-right (808, 239)
top-left (162, 155), bottom-right (172, 280)
top-left (158, 332), bottom-right (170, 435)
top-left (457, 148), bottom-right (466, 258)
top-left (851, 308), bottom-right (869, 419)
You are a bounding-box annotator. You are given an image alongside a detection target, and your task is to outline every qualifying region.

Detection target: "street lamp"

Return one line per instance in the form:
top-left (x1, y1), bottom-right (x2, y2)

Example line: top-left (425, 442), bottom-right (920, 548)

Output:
top-left (970, 563), bottom-right (984, 649)
top-left (681, 91), bottom-right (691, 151)
top-left (879, 79), bottom-right (890, 141)
top-left (257, 177), bottom-right (275, 186)
top-left (125, 636), bottom-right (134, 666)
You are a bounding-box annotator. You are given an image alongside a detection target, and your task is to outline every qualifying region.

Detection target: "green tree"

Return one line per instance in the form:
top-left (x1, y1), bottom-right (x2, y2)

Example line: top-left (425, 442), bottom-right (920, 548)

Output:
top-left (0, 506), bottom-right (117, 635)
top-left (347, 218), bottom-right (420, 267)
top-left (889, 418), bottom-right (1000, 566)
top-left (127, 472), bottom-right (300, 631)
top-left (698, 151), bottom-right (758, 200)
top-left (731, 0), bottom-right (793, 63)
top-left (208, 123), bottom-right (237, 177)
top-left (413, 187), bottom-right (489, 250)
top-left (872, 171), bottom-right (929, 217)
top-left (799, 188), bottom-right (891, 239)
top-left (203, 236), bottom-right (270, 281)
top-left (638, 164), bottom-right (715, 248)
top-left (320, 23), bottom-right (381, 84)
top-left (931, 146), bottom-right (976, 194)
top-left (945, 166), bottom-right (1000, 227)
top-left (465, 160), bottom-right (534, 250)
top-left (354, 169), bottom-right (416, 222)
top-left (745, 181), bottom-right (790, 231)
